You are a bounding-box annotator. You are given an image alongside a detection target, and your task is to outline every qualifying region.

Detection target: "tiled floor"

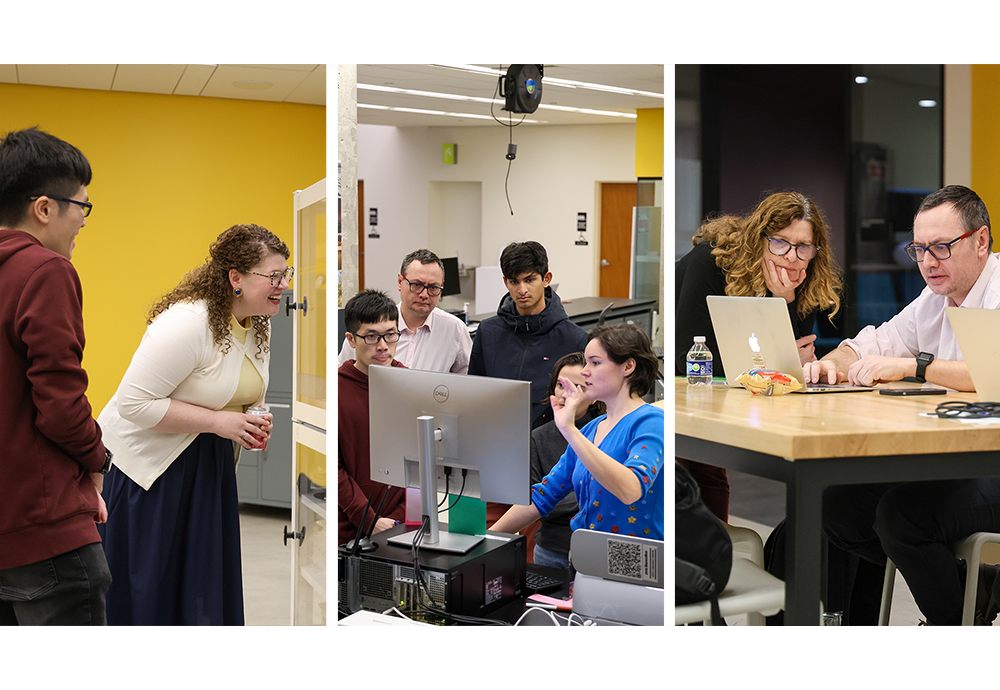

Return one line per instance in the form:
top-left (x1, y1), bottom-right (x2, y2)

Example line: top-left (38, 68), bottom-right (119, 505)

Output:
top-left (239, 504), bottom-right (293, 626)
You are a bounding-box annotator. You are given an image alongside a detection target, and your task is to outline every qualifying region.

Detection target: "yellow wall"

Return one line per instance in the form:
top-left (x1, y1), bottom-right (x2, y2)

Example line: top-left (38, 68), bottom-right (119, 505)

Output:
top-left (635, 107), bottom-right (664, 178)
top-left (0, 83), bottom-right (325, 413)
top-left (971, 65), bottom-right (1000, 211)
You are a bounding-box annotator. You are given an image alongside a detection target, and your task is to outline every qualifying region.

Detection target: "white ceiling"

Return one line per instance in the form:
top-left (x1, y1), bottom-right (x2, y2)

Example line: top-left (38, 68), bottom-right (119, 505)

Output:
top-left (355, 64), bottom-right (664, 127)
top-left (0, 64), bottom-right (326, 105)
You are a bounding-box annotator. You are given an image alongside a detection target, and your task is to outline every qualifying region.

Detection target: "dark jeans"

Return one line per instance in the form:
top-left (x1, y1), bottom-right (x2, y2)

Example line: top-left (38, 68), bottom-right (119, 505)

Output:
top-left (0, 543), bottom-right (111, 625)
top-left (823, 479), bottom-right (1000, 625)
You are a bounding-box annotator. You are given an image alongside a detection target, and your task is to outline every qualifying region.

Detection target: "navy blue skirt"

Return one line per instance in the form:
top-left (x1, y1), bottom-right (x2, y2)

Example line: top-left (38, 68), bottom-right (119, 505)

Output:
top-left (97, 434), bottom-right (244, 625)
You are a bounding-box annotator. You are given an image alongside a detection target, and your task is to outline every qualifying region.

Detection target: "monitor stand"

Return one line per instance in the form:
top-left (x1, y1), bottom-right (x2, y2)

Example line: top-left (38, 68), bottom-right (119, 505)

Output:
top-left (386, 415), bottom-right (484, 555)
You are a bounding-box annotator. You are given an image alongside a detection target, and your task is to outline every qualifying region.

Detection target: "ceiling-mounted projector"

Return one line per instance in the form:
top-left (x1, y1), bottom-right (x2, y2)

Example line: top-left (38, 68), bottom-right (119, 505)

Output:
top-left (500, 64), bottom-right (543, 114)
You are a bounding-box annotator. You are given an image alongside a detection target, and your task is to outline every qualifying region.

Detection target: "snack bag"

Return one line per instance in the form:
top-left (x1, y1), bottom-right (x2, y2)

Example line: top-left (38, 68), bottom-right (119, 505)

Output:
top-left (736, 368), bottom-right (803, 396)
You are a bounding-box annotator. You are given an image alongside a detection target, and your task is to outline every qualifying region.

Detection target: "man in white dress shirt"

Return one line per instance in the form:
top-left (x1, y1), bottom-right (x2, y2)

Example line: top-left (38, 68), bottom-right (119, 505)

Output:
top-left (338, 248), bottom-right (472, 374)
top-left (805, 185), bottom-right (1000, 625)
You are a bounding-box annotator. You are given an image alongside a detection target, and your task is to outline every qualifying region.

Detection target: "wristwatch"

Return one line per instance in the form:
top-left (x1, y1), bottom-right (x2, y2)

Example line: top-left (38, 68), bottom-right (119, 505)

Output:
top-left (915, 352), bottom-right (935, 383)
top-left (99, 448), bottom-right (114, 474)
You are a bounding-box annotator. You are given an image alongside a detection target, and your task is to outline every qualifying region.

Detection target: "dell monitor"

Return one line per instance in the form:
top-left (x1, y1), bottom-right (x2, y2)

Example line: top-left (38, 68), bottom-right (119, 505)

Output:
top-left (369, 366), bottom-right (531, 553)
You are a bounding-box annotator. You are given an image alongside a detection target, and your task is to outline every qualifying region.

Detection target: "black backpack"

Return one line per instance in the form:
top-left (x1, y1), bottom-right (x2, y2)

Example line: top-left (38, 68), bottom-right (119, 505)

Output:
top-left (675, 461), bottom-right (732, 625)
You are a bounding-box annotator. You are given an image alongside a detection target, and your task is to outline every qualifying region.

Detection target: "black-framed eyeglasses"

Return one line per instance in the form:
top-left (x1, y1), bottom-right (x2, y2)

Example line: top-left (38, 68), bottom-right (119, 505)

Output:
top-left (766, 236), bottom-right (819, 261)
top-left (245, 267), bottom-right (295, 287)
top-left (29, 195), bottom-right (93, 217)
top-left (351, 330), bottom-right (401, 345)
top-left (403, 278), bottom-right (443, 297)
top-left (905, 229), bottom-right (978, 262)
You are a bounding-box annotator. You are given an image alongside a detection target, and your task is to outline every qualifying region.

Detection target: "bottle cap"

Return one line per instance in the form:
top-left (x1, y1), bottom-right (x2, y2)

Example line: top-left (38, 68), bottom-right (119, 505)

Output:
top-left (694, 336), bottom-right (706, 343)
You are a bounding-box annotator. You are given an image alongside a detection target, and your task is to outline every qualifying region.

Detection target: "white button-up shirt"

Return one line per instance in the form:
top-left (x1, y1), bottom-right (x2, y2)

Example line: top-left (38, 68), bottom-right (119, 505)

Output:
top-left (841, 252), bottom-right (1000, 360)
top-left (338, 304), bottom-right (473, 374)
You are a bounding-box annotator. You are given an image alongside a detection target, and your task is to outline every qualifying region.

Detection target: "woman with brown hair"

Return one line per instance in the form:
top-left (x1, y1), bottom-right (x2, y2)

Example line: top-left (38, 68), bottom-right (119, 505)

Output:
top-left (97, 223), bottom-right (292, 625)
top-left (491, 323), bottom-right (664, 543)
top-left (675, 191), bottom-right (844, 520)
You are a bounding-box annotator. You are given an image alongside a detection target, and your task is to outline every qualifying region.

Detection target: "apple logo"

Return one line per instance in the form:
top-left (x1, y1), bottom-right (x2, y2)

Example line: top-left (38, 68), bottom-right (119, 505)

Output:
top-left (748, 333), bottom-right (761, 353)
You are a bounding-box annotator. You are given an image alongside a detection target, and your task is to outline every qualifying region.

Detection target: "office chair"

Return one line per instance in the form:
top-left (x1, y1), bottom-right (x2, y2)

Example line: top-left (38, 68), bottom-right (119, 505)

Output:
top-left (879, 531), bottom-right (1000, 626)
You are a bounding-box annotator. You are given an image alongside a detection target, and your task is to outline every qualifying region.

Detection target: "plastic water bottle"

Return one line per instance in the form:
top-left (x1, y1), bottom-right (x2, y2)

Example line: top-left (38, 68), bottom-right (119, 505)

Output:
top-left (686, 336), bottom-right (713, 385)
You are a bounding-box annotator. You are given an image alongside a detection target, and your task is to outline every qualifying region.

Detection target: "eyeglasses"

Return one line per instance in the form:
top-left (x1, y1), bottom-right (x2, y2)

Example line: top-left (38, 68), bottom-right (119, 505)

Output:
top-left (905, 229), bottom-right (978, 262)
top-left (29, 195), bottom-right (93, 217)
top-left (766, 237), bottom-right (819, 261)
top-left (403, 278), bottom-right (443, 297)
top-left (245, 267), bottom-right (295, 287)
top-left (351, 330), bottom-right (401, 345)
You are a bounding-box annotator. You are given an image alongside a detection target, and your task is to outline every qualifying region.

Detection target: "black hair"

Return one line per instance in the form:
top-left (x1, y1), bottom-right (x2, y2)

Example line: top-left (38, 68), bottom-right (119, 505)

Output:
top-left (587, 323), bottom-right (659, 398)
top-left (400, 248), bottom-right (445, 278)
top-left (344, 288), bottom-right (398, 333)
top-left (499, 241), bottom-right (548, 280)
top-left (0, 127), bottom-right (92, 228)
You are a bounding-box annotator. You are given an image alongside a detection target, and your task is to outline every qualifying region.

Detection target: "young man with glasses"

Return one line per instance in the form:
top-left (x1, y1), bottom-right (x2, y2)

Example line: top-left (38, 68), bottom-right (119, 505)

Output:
top-left (805, 185), bottom-right (1000, 625)
top-left (0, 127), bottom-right (112, 625)
top-left (338, 248), bottom-right (473, 374)
top-left (337, 289), bottom-right (407, 545)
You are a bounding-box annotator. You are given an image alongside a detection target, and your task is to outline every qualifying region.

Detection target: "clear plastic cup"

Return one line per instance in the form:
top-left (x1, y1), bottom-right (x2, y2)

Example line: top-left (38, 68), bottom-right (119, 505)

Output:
top-left (245, 405), bottom-right (267, 451)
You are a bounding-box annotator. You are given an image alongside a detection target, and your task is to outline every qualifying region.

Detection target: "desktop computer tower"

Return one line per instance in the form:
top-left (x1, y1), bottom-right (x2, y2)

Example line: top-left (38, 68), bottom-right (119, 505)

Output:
top-left (339, 525), bottom-right (526, 621)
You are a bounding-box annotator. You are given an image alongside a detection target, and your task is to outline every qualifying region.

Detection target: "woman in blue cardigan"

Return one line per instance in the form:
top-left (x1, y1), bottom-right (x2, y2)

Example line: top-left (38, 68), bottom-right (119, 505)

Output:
top-left (491, 323), bottom-right (664, 542)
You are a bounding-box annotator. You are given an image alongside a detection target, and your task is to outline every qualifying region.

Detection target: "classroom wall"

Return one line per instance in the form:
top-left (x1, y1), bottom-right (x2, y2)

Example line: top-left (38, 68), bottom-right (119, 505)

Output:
top-left (0, 83), bottom-right (325, 412)
top-left (970, 65), bottom-right (1000, 214)
top-left (355, 122), bottom-right (637, 307)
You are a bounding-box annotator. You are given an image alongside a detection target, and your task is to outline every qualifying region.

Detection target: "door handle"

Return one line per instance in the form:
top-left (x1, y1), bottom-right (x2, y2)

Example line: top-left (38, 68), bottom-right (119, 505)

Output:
top-left (285, 295), bottom-right (308, 317)
top-left (600, 259), bottom-right (611, 267)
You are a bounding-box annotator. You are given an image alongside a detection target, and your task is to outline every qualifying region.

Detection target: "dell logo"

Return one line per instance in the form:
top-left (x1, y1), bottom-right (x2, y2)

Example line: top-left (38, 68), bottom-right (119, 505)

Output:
top-left (433, 385), bottom-right (449, 403)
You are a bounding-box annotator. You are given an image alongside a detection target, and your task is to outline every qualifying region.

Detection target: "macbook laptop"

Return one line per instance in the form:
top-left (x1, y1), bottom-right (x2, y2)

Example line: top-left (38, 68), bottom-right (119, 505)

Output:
top-left (706, 295), bottom-right (874, 393)
top-left (946, 307), bottom-right (1000, 400)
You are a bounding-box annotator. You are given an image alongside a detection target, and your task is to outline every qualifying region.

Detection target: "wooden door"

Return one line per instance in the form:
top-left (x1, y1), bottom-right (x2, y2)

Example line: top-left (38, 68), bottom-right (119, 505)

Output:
top-left (599, 182), bottom-right (637, 298)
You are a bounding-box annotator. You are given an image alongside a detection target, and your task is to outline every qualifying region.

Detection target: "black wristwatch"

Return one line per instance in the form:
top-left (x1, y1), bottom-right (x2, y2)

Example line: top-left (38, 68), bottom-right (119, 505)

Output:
top-left (915, 352), bottom-right (935, 383)
top-left (99, 448), bottom-right (114, 474)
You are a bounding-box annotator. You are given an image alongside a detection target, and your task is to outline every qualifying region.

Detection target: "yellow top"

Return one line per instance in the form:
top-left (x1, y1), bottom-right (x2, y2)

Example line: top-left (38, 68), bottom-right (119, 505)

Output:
top-left (224, 315), bottom-right (265, 412)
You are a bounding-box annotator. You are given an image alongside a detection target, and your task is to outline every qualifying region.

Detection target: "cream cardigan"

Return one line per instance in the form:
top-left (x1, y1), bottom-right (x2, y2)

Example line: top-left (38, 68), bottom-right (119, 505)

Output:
top-left (98, 300), bottom-right (269, 490)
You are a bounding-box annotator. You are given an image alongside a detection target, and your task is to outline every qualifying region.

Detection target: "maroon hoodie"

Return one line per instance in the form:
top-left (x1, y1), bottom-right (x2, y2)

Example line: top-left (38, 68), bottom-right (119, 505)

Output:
top-left (338, 359), bottom-right (407, 545)
top-left (0, 229), bottom-right (107, 569)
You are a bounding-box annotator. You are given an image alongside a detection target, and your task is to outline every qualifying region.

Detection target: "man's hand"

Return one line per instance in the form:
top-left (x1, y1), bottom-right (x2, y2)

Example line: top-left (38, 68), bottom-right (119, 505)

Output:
top-left (372, 517), bottom-right (396, 534)
top-left (796, 334), bottom-right (818, 366)
top-left (90, 473), bottom-right (108, 523)
top-left (802, 359), bottom-right (844, 385)
top-left (763, 260), bottom-right (807, 304)
top-left (847, 355), bottom-right (911, 387)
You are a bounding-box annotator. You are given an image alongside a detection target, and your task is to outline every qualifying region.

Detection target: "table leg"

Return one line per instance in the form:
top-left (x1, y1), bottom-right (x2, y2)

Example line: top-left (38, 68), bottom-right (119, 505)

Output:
top-left (783, 469), bottom-right (826, 625)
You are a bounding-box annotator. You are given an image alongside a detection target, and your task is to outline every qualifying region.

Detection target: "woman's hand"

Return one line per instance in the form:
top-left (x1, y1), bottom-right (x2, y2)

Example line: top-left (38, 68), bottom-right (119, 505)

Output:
top-left (212, 410), bottom-right (272, 450)
top-left (763, 259), bottom-right (807, 304)
top-left (796, 334), bottom-right (818, 365)
top-left (551, 375), bottom-right (585, 436)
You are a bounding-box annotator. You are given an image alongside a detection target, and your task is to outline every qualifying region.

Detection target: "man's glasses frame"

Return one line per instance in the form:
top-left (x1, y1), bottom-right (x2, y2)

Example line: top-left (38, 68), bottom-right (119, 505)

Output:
top-left (905, 229), bottom-right (979, 262)
top-left (766, 236), bottom-right (819, 261)
top-left (29, 195), bottom-right (93, 218)
top-left (402, 278), bottom-right (444, 297)
top-left (351, 330), bottom-right (401, 345)
top-left (245, 267), bottom-right (295, 287)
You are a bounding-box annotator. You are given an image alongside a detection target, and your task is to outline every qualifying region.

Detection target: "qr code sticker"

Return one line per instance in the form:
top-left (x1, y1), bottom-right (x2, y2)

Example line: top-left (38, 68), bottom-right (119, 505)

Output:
top-left (607, 538), bottom-right (657, 583)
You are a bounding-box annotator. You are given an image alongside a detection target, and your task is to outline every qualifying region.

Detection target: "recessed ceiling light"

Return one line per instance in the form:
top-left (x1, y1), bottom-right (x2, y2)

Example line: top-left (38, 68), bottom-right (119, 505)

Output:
top-left (855, 75), bottom-right (868, 84)
top-left (233, 80), bottom-right (273, 90)
top-left (919, 99), bottom-right (937, 108)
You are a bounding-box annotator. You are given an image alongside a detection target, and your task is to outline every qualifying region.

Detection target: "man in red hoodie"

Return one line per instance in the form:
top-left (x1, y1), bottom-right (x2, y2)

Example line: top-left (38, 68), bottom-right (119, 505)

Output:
top-left (0, 128), bottom-right (112, 625)
top-left (338, 289), bottom-right (408, 545)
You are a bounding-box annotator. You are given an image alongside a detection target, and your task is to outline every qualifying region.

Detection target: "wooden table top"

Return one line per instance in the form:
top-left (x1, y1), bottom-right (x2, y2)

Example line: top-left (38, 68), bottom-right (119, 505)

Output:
top-left (674, 378), bottom-right (1000, 461)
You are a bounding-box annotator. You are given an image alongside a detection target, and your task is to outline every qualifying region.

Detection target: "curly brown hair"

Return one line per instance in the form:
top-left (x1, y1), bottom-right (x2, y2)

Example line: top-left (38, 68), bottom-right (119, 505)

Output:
top-left (147, 223), bottom-right (291, 360)
top-left (692, 191), bottom-right (843, 320)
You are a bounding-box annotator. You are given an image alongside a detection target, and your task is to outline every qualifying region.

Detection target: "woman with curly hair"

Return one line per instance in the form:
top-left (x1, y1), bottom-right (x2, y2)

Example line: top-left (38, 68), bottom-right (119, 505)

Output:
top-left (675, 192), bottom-right (843, 520)
top-left (97, 223), bottom-right (292, 625)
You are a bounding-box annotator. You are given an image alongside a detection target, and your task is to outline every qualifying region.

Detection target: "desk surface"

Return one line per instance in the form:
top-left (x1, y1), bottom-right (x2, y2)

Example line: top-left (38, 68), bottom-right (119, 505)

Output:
top-left (675, 379), bottom-right (998, 461)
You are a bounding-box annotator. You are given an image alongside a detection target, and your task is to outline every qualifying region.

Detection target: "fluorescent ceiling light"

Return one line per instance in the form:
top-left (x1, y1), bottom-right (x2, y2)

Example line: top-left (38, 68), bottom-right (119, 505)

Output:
top-left (359, 103), bottom-right (535, 122)
top-left (359, 82), bottom-right (638, 119)
top-left (429, 63), bottom-right (663, 99)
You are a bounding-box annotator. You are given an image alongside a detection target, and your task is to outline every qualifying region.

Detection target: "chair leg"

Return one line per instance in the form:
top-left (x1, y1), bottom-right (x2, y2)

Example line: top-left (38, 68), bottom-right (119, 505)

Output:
top-left (878, 559), bottom-right (896, 626)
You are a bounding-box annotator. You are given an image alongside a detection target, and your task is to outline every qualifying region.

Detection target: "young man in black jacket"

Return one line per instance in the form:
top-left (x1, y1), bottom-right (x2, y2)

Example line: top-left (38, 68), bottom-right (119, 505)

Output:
top-left (469, 241), bottom-right (588, 430)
